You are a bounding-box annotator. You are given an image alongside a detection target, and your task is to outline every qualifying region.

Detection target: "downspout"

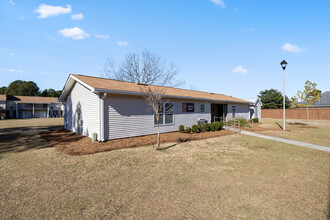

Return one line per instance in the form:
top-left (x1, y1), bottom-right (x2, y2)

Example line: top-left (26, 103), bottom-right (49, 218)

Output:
top-left (100, 93), bottom-right (107, 142)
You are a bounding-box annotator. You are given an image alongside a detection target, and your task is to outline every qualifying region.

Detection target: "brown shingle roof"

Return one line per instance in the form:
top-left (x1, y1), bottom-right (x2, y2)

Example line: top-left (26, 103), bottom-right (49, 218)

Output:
top-left (72, 74), bottom-right (250, 103)
top-left (6, 95), bottom-right (59, 103)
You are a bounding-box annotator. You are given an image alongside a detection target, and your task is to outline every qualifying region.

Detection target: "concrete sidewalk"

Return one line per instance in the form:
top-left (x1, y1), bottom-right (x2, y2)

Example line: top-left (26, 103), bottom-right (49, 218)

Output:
top-left (225, 127), bottom-right (330, 153)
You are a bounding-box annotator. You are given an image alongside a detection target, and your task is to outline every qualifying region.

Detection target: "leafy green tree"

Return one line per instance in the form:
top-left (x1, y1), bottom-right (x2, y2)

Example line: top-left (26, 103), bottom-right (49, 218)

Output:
top-left (6, 80), bottom-right (40, 96)
top-left (54, 90), bottom-right (62, 97)
top-left (291, 80), bottom-right (322, 126)
top-left (39, 89), bottom-right (62, 97)
top-left (0, 86), bottom-right (6, 94)
top-left (258, 89), bottom-right (290, 109)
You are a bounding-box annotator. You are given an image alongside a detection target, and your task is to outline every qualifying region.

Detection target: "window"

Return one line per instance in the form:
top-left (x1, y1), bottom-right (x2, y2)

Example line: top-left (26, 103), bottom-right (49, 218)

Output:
top-left (182, 103), bottom-right (194, 112)
top-left (154, 102), bottom-right (174, 125)
top-left (200, 104), bottom-right (205, 112)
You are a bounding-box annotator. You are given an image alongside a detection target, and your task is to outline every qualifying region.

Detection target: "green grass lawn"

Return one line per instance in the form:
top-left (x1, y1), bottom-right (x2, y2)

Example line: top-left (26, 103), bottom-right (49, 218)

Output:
top-left (0, 118), bottom-right (329, 219)
top-left (257, 118), bottom-right (330, 147)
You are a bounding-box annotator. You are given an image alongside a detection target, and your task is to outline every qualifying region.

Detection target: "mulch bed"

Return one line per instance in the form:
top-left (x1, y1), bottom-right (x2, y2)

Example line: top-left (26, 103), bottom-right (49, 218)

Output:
top-left (39, 129), bottom-right (236, 155)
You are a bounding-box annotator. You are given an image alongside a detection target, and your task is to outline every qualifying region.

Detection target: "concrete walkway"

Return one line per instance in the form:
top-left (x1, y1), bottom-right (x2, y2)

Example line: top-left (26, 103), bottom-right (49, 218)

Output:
top-left (225, 127), bottom-right (330, 153)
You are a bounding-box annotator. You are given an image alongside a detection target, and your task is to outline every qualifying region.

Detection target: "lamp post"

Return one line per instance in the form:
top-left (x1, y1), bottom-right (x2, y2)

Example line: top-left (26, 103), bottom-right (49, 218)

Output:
top-left (280, 60), bottom-right (288, 130)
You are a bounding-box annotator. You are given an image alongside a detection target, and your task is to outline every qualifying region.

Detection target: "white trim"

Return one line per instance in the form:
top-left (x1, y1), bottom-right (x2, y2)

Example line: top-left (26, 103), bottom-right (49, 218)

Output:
top-left (59, 74), bottom-right (95, 102)
top-left (100, 93), bottom-right (107, 141)
top-left (71, 75), bottom-right (95, 92)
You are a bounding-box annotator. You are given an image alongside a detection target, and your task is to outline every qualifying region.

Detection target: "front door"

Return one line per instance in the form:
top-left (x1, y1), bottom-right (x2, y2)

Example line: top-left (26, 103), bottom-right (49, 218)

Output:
top-left (211, 104), bottom-right (226, 122)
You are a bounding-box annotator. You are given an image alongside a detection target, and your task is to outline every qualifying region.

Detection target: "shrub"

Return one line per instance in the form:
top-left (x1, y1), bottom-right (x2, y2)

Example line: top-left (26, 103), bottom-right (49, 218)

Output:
top-left (185, 127), bottom-right (192, 133)
top-left (251, 118), bottom-right (259, 123)
top-left (179, 125), bottom-right (185, 132)
top-left (237, 118), bottom-right (249, 125)
top-left (219, 122), bottom-right (224, 130)
top-left (198, 125), bottom-right (204, 132)
top-left (203, 123), bottom-right (210, 132)
top-left (192, 125), bottom-right (199, 133)
top-left (209, 123), bottom-right (215, 131)
top-left (214, 122), bottom-right (222, 131)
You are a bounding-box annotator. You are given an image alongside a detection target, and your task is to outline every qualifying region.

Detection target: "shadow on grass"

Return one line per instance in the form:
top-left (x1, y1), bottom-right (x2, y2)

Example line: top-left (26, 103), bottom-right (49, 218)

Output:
top-left (275, 122), bottom-right (283, 130)
top-left (0, 125), bottom-right (84, 157)
top-left (158, 143), bottom-right (178, 151)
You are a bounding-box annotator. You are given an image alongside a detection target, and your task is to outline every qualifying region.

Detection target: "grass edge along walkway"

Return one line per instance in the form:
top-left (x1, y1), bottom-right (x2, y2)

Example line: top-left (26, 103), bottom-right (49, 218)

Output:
top-left (225, 127), bottom-right (330, 153)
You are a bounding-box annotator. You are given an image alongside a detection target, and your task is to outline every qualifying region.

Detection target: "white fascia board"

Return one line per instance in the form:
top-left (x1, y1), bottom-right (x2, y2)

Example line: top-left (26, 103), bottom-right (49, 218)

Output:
top-left (59, 75), bottom-right (95, 102)
top-left (71, 75), bottom-right (95, 92)
top-left (93, 88), bottom-right (252, 104)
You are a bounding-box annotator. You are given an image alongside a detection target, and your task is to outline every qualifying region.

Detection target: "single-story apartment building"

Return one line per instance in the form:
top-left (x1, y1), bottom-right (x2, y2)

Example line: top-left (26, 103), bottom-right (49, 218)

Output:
top-left (59, 74), bottom-right (253, 141)
top-left (0, 94), bottom-right (63, 119)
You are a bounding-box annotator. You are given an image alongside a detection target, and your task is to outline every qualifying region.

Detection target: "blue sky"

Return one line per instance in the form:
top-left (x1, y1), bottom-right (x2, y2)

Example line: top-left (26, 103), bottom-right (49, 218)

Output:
top-left (1, 0), bottom-right (329, 100)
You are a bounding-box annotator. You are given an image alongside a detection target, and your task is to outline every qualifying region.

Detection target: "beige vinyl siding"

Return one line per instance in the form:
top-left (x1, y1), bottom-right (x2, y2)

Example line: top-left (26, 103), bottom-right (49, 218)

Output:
top-left (104, 94), bottom-right (211, 140)
top-left (64, 82), bottom-right (100, 139)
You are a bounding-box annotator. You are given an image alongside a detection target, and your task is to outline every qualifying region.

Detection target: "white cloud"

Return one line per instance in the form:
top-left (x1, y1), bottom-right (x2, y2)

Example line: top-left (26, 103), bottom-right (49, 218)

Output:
top-left (95, 34), bottom-right (109, 39)
top-left (10, 52), bottom-right (15, 56)
top-left (118, 40), bottom-right (128, 46)
top-left (71, 13), bottom-right (84, 20)
top-left (59, 27), bottom-right (90, 40)
top-left (232, 66), bottom-right (248, 74)
top-left (5, 0), bottom-right (15, 5)
top-left (209, 0), bottom-right (226, 8)
top-left (281, 43), bottom-right (303, 53)
top-left (35, 4), bottom-right (72, 19)
top-left (1, 68), bottom-right (23, 73)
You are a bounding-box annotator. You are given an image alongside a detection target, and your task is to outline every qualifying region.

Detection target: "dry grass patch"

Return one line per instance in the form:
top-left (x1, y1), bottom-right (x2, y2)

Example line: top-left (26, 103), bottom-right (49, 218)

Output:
top-left (0, 118), bottom-right (64, 156)
top-left (0, 117), bottom-right (63, 129)
top-left (257, 118), bottom-right (330, 147)
top-left (0, 132), bottom-right (329, 219)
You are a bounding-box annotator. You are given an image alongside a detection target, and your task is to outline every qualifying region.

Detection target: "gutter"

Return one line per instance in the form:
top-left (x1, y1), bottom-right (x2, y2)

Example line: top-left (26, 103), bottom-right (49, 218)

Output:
top-left (99, 93), bottom-right (107, 142)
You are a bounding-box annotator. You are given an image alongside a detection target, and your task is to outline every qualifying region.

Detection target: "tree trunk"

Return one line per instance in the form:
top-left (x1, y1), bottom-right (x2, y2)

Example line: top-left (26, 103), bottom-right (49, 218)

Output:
top-left (157, 123), bottom-right (160, 150)
top-left (307, 106), bottom-right (310, 126)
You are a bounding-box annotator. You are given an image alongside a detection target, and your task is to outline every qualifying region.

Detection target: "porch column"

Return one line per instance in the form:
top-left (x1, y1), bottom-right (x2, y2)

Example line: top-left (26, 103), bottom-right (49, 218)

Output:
top-left (16, 103), bottom-right (18, 118)
top-left (47, 104), bottom-right (49, 118)
top-left (32, 103), bottom-right (35, 118)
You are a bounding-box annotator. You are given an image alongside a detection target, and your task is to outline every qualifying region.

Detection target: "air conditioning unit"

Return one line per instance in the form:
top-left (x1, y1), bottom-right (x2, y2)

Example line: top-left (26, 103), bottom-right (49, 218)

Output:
top-left (197, 119), bottom-right (207, 126)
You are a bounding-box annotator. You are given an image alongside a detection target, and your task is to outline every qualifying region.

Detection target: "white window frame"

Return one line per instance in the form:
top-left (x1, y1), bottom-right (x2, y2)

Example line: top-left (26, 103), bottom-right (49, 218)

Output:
top-left (154, 102), bottom-right (174, 126)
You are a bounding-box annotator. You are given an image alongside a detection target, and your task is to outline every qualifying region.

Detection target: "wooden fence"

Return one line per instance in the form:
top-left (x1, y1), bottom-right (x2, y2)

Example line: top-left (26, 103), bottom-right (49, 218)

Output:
top-left (262, 108), bottom-right (330, 120)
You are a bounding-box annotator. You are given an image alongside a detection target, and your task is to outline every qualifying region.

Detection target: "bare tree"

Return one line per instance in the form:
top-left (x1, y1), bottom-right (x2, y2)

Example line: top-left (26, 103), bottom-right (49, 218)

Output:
top-left (103, 50), bottom-right (184, 87)
top-left (141, 86), bottom-right (165, 150)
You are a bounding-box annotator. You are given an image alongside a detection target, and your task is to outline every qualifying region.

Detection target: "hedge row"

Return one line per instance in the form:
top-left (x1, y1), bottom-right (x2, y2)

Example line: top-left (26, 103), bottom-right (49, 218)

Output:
top-left (179, 122), bottom-right (224, 134)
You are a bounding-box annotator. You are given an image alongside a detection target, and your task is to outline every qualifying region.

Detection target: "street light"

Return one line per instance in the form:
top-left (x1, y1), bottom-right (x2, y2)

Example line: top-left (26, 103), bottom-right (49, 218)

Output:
top-left (280, 60), bottom-right (287, 130)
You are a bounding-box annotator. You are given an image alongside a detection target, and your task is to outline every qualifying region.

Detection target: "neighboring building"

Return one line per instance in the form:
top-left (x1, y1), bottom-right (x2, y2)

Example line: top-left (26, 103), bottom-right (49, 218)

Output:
top-left (0, 94), bottom-right (63, 119)
top-left (310, 91), bottom-right (330, 108)
top-left (59, 74), bottom-right (253, 141)
top-left (0, 95), bottom-right (6, 120)
top-left (250, 98), bottom-right (262, 121)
